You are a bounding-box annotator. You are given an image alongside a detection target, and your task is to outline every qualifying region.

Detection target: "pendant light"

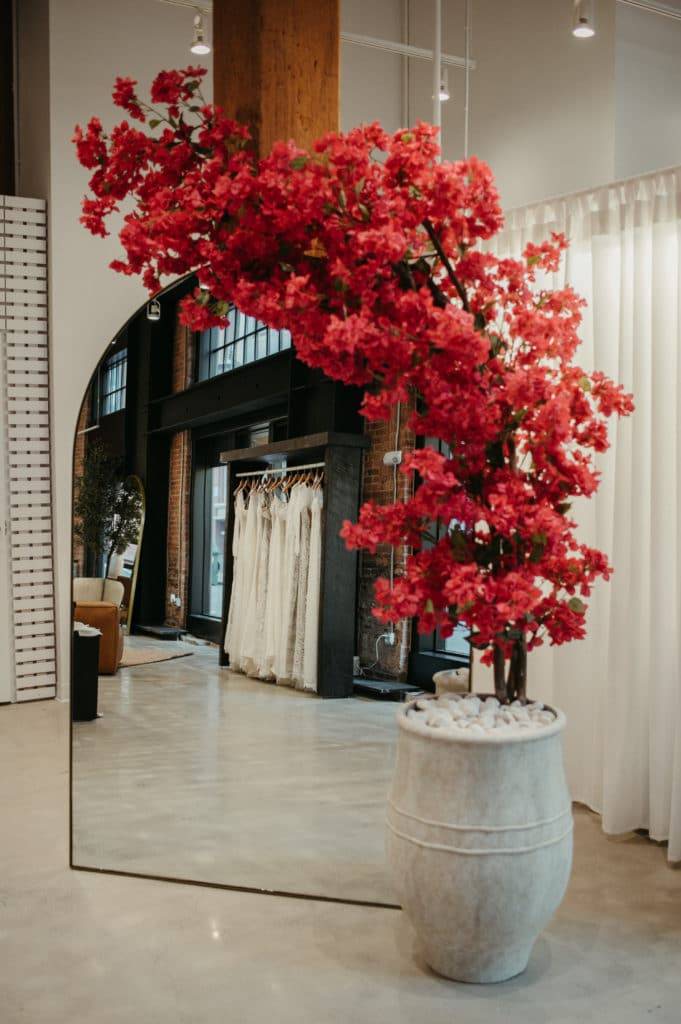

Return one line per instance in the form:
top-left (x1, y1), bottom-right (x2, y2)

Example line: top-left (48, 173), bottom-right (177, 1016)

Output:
top-left (191, 12), bottom-right (210, 55)
top-left (572, 0), bottom-right (596, 38)
top-left (439, 68), bottom-right (450, 103)
top-left (146, 299), bottom-right (161, 322)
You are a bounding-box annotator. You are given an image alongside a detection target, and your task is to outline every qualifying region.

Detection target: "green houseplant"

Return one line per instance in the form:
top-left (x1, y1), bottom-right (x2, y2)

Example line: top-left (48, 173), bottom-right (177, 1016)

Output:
top-left (74, 440), bottom-right (143, 595)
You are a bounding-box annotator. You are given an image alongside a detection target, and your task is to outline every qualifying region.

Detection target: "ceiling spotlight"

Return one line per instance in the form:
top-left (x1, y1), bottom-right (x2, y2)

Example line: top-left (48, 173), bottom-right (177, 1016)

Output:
top-left (191, 12), bottom-right (210, 56)
top-left (439, 68), bottom-right (450, 103)
top-left (572, 0), bottom-right (596, 38)
top-left (146, 298), bottom-right (161, 322)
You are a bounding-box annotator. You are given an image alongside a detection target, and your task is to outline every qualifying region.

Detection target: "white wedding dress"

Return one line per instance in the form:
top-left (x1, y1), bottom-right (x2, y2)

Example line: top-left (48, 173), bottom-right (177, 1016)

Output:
top-left (241, 491), bottom-right (271, 677)
top-left (224, 479), bottom-right (324, 692)
top-left (292, 486), bottom-right (313, 687)
top-left (261, 493), bottom-right (287, 679)
top-left (224, 489), bottom-right (248, 667)
top-left (302, 487), bottom-right (323, 692)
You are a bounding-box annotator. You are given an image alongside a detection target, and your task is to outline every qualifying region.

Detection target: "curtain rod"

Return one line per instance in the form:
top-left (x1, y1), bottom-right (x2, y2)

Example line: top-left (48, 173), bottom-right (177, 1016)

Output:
top-left (235, 461), bottom-right (325, 479)
top-left (341, 32), bottom-right (476, 70)
top-left (507, 161), bottom-right (681, 217)
top-left (617, 0), bottom-right (681, 23)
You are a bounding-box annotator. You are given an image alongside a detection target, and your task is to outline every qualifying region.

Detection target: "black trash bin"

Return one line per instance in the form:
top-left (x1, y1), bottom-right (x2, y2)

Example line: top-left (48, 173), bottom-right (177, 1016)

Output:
top-left (72, 629), bottom-right (101, 721)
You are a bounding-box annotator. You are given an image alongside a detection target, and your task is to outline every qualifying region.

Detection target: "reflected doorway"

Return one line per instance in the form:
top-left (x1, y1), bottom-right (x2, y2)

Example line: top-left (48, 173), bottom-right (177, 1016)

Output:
top-left (189, 453), bottom-right (227, 641)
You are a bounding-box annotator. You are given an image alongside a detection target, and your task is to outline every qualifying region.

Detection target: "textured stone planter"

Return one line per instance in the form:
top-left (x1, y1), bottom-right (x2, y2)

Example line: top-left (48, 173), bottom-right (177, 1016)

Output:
top-left (386, 695), bottom-right (573, 983)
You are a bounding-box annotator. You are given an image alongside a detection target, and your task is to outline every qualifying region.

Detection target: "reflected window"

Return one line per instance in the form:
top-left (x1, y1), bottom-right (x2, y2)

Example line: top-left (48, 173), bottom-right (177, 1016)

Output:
top-left (196, 308), bottom-right (291, 382)
top-left (99, 348), bottom-right (127, 416)
top-left (413, 436), bottom-right (471, 669)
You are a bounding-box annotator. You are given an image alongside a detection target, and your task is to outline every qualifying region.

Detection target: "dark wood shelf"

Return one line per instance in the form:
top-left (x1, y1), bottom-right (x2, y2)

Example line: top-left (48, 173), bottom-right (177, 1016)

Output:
top-left (219, 431), bottom-right (368, 466)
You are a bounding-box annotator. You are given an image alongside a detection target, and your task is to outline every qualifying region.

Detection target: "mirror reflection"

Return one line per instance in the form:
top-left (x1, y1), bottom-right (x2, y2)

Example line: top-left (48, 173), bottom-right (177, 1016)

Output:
top-left (69, 0), bottom-right (681, 910)
top-left (70, 279), bottom-right (447, 904)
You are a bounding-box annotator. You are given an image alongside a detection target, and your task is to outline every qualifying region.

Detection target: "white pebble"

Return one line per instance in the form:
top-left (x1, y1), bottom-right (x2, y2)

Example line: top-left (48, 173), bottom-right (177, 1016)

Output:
top-left (410, 694), bottom-right (556, 737)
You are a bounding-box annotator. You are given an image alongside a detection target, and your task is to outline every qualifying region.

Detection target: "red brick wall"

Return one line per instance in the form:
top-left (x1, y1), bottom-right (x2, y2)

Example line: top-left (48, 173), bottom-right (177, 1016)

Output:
top-left (165, 320), bottom-right (194, 628)
top-left (356, 400), bottom-right (416, 679)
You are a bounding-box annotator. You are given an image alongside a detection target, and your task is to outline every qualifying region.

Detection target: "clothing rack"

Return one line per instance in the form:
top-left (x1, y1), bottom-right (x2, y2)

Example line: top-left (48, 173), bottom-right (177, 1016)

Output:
top-left (235, 461), bottom-right (325, 479)
top-left (218, 432), bottom-right (369, 697)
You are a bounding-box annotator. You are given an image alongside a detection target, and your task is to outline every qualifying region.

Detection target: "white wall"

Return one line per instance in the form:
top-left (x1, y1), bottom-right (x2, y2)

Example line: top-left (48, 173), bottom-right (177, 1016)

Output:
top-left (341, 0), bottom-right (406, 134)
top-left (615, 2), bottom-right (681, 178)
top-left (341, 1), bottom-right (617, 209)
top-left (21, 0), bottom-right (212, 697)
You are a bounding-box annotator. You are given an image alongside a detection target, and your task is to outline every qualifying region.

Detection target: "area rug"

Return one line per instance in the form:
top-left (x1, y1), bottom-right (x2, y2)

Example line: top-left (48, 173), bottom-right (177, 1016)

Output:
top-left (120, 647), bottom-right (194, 668)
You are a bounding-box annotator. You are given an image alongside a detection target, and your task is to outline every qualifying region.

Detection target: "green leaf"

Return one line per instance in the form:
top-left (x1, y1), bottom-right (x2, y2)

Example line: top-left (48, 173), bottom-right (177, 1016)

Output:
top-left (529, 531), bottom-right (547, 563)
top-left (568, 597), bottom-right (587, 614)
top-left (148, 118), bottom-right (161, 129)
top-left (290, 156), bottom-right (308, 171)
top-left (358, 203), bottom-right (370, 220)
top-left (579, 375), bottom-right (592, 392)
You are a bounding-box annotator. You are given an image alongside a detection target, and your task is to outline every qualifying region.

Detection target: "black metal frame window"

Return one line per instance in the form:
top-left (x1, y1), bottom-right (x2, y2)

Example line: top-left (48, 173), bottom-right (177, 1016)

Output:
top-left (98, 348), bottom-right (127, 416)
top-left (196, 308), bottom-right (292, 382)
top-left (189, 421), bottom-right (279, 642)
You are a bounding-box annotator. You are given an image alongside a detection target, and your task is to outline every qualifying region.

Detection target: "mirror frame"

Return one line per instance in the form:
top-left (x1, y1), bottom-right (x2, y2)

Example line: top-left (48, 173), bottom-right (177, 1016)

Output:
top-left (122, 474), bottom-right (146, 634)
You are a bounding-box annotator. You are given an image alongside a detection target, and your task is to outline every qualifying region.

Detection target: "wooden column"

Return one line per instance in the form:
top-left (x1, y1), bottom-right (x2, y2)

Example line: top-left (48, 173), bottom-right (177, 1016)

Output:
top-left (213, 0), bottom-right (339, 156)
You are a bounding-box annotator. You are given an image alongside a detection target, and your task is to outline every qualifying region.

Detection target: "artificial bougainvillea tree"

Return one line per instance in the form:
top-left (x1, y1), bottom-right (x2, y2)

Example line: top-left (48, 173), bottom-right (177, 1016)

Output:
top-left (74, 67), bottom-right (633, 702)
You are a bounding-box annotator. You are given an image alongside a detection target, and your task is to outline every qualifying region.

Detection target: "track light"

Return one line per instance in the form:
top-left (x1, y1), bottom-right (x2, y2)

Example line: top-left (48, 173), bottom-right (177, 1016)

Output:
top-left (572, 0), bottom-right (596, 38)
top-left (191, 12), bottom-right (210, 56)
top-left (439, 68), bottom-right (450, 102)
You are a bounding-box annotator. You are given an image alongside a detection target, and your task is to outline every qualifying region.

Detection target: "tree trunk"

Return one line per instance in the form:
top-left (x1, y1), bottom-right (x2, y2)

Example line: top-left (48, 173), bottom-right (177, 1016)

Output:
top-left (492, 636), bottom-right (528, 704)
top-left (493, 643), bottom-right (506, 703)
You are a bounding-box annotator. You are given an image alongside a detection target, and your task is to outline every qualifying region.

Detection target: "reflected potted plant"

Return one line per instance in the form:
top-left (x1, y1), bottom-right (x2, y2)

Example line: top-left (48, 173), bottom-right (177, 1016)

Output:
top-left (74, 440), bottom-right (143, 596)
top-left (74, 69), bottom-right (633, 982)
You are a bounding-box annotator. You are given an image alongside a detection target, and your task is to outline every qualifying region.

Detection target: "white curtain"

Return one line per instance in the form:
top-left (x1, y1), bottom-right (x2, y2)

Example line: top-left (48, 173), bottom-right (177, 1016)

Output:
top-left (481, 167), bottom-right (681, 862)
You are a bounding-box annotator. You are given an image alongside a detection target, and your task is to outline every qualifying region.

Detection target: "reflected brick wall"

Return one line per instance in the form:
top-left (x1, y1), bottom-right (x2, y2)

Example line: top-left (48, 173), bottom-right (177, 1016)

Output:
top-left (165, 320), bottom-right (194, 628)
top-left (357, 402), bottom-right (415, 679)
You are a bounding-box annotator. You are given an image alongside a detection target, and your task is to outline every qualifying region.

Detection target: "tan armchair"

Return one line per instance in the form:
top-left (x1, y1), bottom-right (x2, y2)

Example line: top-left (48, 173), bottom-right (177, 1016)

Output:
top-left (73, 578), bottom-right (125, 674)
top-left (73, 577), bottom-right (125, 606)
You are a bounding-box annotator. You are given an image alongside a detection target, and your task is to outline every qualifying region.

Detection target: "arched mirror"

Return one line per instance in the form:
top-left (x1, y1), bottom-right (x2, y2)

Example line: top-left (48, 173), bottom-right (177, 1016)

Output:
top-left (69, 275), bottom-right (420, 906)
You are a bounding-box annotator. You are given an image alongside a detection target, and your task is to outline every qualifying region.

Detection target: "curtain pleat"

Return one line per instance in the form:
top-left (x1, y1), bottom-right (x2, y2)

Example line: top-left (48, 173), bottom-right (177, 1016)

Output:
top-left (487, 167), bottom-right (681, 861)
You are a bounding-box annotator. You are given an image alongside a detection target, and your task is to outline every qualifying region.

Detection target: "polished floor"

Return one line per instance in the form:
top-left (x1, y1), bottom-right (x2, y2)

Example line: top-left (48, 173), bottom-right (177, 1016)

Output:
top-left (2, 696), bottom-right (681, 1021)
top-left (72, 639), bottom-right (398, 904)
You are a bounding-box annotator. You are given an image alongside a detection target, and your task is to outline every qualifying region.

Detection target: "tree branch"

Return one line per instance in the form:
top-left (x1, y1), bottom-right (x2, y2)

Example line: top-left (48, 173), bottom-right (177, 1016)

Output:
top-left (422, 219), bottom-right (471, 314)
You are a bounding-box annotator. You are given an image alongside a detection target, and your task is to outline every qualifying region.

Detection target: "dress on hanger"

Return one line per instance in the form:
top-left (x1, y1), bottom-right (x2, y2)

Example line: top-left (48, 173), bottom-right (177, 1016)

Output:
top-left (231, 488), bottom-right (259, 670)
top-left (224, 489), bottom-right (248, 665)
top-left (292, 486), bottom-right (313, 687)
top-left (302, 487), bottom-right (323, 692)
top-left (275, 482), bottom-right (306, 684)
top-left (261, 492), bottom-right (286, 679)
top-left (241, 490), bottom-right (271, 677)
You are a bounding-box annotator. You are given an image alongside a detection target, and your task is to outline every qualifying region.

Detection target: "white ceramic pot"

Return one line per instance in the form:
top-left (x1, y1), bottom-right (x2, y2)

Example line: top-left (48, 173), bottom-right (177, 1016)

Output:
top-left (386, 695), bottom-right (573, 983)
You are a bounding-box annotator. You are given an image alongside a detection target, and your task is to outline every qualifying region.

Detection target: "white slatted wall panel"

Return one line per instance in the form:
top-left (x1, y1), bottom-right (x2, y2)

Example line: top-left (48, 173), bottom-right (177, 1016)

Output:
top-left (0, 195), bottom-right (56, 702)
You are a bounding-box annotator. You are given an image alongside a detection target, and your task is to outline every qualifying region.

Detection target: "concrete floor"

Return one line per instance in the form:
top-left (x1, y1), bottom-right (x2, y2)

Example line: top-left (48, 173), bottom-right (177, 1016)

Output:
top-left (2, 700), bottom-right (681, 1021)
top-left (72, 640), bottom-right (398, 904)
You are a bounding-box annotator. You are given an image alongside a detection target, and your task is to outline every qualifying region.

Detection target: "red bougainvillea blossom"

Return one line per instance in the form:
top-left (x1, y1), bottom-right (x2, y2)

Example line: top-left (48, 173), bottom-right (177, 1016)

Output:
top-left (74, 68), bottom-right (633, 701)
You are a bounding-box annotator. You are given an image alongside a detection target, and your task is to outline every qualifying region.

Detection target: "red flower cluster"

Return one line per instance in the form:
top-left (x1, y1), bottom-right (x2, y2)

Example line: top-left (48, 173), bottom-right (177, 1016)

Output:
top-left (74, 69), bottom-right (634, 699)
